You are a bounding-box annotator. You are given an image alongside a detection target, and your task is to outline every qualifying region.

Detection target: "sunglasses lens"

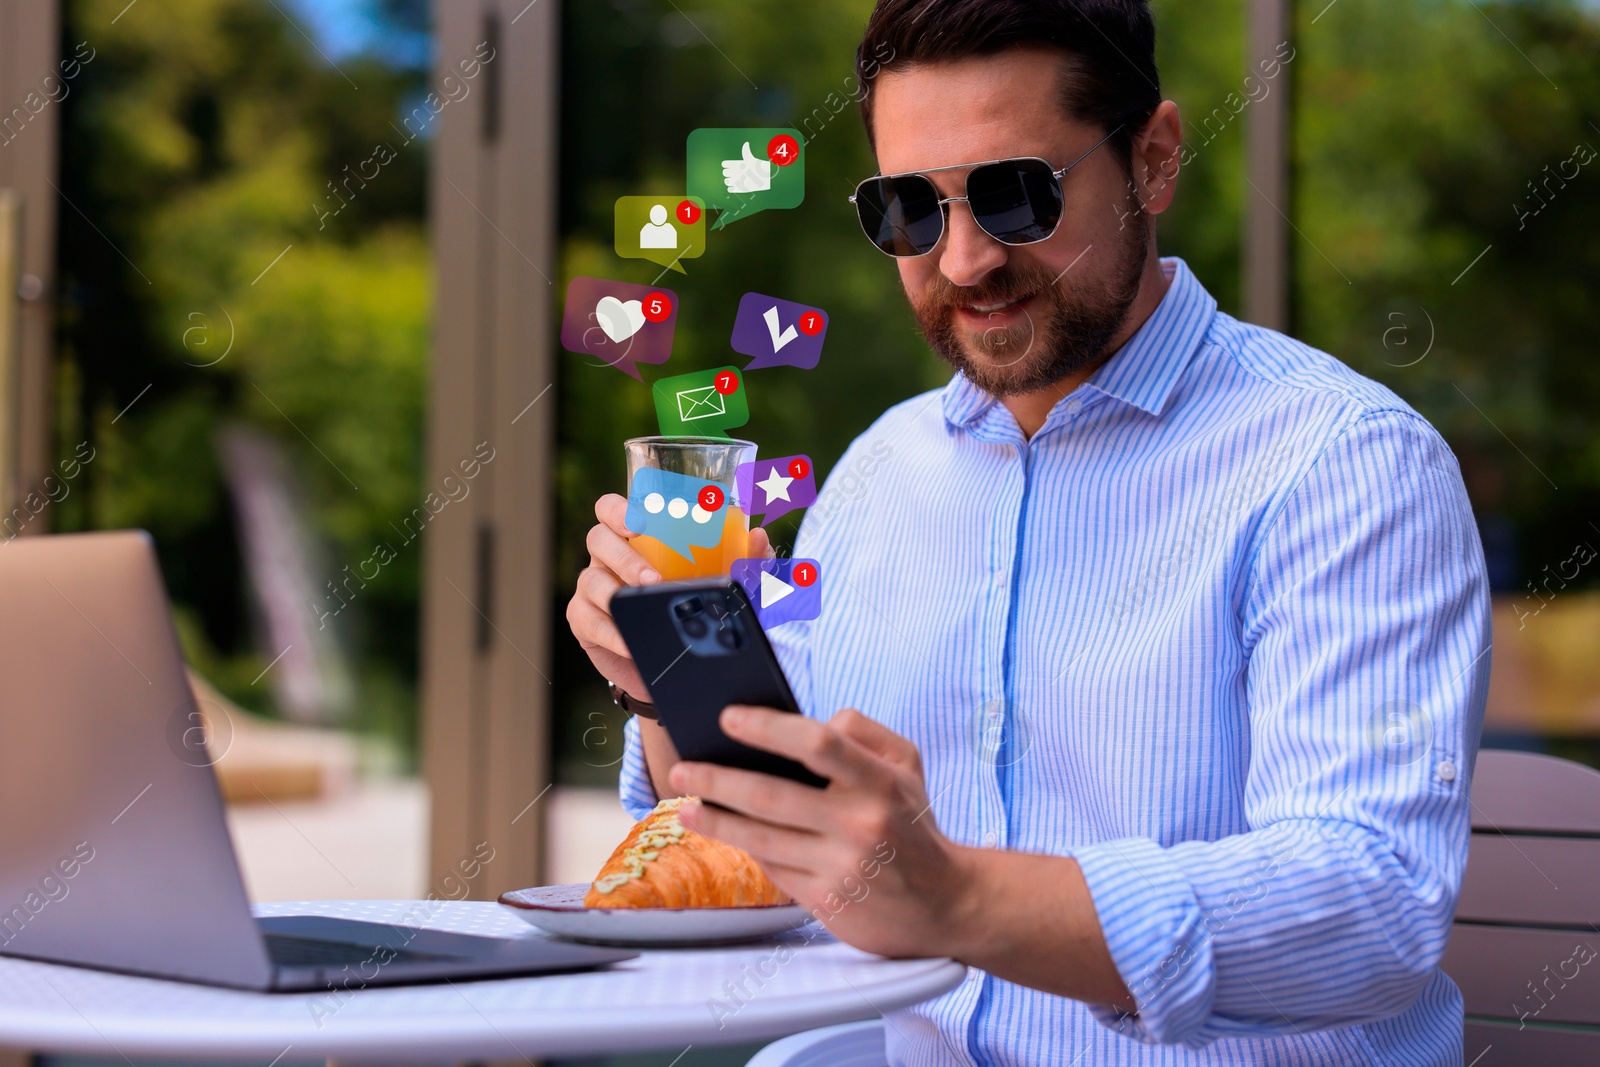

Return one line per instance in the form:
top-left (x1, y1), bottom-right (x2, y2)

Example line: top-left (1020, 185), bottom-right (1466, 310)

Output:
top-left (968, 159), bottom-right (1063, 245)
top-left (855, 175), bottom-right (944, 257)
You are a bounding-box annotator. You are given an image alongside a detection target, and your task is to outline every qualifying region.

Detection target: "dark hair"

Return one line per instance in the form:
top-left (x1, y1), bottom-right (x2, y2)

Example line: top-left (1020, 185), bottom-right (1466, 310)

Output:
top-left (855, 0), bottom-right (1161, 166)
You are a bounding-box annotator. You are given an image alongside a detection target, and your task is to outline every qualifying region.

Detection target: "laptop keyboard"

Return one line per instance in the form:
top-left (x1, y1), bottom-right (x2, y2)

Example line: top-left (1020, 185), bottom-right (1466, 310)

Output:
top-left (263, 932), bottom-right (450, 968)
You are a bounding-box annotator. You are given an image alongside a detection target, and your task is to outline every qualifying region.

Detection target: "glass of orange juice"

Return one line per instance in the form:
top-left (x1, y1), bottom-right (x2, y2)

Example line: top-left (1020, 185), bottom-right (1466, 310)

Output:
top-left (624, 436), bottom-right (758, 579)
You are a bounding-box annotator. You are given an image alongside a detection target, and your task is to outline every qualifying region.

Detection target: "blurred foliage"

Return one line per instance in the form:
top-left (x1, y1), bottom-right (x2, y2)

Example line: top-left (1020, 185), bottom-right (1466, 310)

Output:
top-left (1290, 0), bottom-right (1600, 587)
top-left (553, 0), bottom-right (1599, 780)
top-left (57, 0), bottom-right (429, 760)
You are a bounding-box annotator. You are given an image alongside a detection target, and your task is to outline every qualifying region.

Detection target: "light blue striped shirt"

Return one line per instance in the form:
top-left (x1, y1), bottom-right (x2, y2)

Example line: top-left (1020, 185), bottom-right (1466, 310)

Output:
top-left (619, 258), bottom-right (1491, 1065)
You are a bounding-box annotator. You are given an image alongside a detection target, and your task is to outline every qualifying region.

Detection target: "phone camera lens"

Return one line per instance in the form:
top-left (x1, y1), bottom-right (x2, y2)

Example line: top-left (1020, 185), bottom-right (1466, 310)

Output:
top-left (716, 627), bottom-right (742, 650)
top-left (682, 615), bottom-right (709, 639)
top-left (674, 597), bottom-right (703, 620)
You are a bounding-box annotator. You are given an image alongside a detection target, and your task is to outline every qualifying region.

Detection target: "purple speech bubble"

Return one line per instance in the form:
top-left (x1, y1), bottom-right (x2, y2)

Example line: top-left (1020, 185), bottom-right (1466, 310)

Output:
top-left (729, 292), bottom-right (827, 371)
top-left (731, 557), bottom-right (822, 628)
top-left (560, 276), bottom-right (678, 381)
top-left (734, 455), bottom-right (818, 526)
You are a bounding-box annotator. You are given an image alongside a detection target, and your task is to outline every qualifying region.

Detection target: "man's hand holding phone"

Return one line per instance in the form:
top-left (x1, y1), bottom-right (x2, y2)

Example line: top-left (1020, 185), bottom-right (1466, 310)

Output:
top-left (566, 493), bottom-right (774, 700)
top-left (566, 493), bottom-right (773, 794)
top-left (666, 704), bottom-right (979, 960)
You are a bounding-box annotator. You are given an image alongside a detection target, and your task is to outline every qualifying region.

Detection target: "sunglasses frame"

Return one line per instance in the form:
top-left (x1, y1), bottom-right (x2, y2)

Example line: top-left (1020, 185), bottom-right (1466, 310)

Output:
top-left (848, 124), bottom-right (1125, 258)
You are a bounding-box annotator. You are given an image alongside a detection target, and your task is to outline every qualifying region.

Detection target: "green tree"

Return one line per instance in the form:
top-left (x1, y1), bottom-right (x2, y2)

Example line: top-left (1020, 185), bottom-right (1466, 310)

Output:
top-left (59, 0), bottom-right (430, 757)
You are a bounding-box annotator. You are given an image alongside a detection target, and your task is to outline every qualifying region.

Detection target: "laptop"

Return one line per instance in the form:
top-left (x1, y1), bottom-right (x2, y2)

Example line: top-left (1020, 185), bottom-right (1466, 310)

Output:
top-left (0, 530), bottom-right (635, 990)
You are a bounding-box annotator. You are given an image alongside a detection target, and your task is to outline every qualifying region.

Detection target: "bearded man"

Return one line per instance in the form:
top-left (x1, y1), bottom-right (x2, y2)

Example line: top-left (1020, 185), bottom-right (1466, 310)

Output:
top-left (567, 2), bottom-right (1490, 1062)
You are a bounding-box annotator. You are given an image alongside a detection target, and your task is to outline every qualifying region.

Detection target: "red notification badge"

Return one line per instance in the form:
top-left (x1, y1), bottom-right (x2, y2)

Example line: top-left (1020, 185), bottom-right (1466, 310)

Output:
top-left (641, 291), bottom-right (673, 323)
top-left (767, 134), bottom-right (799, 167)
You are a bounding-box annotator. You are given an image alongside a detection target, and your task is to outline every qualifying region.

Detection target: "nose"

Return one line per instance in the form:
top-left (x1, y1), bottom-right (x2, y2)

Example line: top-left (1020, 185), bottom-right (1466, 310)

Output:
top-left (936, 200), bottom-right (1008, 288)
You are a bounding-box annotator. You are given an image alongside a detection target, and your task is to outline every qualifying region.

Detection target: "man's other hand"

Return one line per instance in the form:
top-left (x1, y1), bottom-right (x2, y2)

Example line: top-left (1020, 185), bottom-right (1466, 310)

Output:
top-left (669, 705), bottom-right (978, 959)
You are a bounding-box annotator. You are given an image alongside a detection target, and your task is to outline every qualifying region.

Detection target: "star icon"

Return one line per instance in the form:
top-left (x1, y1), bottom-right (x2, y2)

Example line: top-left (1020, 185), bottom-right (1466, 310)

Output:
top-left (756, 467), bottom-right (794, 504)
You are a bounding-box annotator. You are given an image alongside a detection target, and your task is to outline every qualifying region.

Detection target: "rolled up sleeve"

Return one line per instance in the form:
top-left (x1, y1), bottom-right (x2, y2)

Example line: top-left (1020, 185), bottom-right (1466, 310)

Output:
top-left (1072, 408), bottom-right (1491, 1046)
top-left (617, 715), bottom-right (660, 821)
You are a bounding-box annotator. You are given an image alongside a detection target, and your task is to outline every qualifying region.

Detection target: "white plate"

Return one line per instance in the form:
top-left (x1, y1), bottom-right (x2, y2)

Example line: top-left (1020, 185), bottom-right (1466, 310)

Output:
top-left (499, 883), bottom-right (812, 947)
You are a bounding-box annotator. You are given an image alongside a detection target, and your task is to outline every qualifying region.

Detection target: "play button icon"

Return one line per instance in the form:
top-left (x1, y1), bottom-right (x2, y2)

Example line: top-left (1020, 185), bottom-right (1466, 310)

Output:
top-left (730, 557), bottom-right (823, 628)
top-left (759, 570), bottom-right (794, 608)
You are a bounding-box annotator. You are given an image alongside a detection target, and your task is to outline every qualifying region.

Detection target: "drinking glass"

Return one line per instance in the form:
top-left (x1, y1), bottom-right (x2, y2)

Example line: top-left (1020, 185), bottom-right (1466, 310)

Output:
top-left (624, 436), bottom-right (757, 579)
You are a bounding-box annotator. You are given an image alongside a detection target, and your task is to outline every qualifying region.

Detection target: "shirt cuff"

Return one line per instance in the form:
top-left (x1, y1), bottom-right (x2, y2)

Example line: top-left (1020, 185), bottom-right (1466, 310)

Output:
top-left (1072, 835), bottom-right (1216, 1046)
top-left (618, 715), bottom-right (661, 821)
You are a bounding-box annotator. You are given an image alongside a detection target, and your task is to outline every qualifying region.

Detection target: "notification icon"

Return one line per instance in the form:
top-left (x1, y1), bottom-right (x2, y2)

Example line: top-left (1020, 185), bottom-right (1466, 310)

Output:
top-left (559, 277), bottom-right (678, 381)
top-left (734, 455), bottom-right (818, 525)
top-left (626, 468), bottom-right (727, 562)
top-left (686, 127), bottom-right (806, 229)
top-left (651, 365), bottom-right (750, 438)
top-left (730, 292), bottom-right (828, 371)
top-left (731, 557), bottom-right (822, 628)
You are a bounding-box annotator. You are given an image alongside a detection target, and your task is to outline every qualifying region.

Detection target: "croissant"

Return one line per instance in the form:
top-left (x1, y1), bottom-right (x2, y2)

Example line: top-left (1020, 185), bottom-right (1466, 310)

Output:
top-left (584, 796), bottom-right (792, 909)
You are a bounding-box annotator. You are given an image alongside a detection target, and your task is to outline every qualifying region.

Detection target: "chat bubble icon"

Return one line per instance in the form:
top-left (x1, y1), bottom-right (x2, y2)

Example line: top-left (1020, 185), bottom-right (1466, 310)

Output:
top-left (687, 128), bottom-right (805, 229)
top-left (651, 365), bottom-right (749, 438)
top-left (730, 292), bottom-right (828, 371)
top-left (734, 455), bottom-right (818, 526)
top-left (559, 277), bottom-right (678, 381)
top-left (731, 557), bottom-right (821, 628)
top-left (615, 196), bottom-right (706, 273)
top-left (626, 468), bottom-right (729, 563)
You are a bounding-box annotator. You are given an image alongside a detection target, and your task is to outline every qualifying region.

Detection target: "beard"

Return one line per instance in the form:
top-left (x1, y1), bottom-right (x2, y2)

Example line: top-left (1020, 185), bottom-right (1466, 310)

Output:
top-left (909, 199), bottom-right (1150, 399)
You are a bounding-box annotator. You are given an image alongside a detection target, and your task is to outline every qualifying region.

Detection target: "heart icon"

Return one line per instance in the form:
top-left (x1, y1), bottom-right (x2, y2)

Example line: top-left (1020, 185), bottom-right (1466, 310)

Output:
top-left (595, 296), bottom-right (646, 343)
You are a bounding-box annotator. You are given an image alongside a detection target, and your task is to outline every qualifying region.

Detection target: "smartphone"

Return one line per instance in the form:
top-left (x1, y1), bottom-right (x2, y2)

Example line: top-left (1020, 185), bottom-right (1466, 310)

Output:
top-left (610, 578), bottom-right (827, 789)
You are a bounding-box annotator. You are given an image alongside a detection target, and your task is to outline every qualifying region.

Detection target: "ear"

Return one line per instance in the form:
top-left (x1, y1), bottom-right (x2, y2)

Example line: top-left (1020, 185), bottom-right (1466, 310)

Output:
top-left (1130, 100), bottom-right (1182, 217)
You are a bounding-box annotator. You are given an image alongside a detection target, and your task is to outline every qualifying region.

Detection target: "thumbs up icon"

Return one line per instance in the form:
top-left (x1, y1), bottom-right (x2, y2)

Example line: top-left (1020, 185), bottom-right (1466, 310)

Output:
top-left (720, 141), bottom-right (774, 194)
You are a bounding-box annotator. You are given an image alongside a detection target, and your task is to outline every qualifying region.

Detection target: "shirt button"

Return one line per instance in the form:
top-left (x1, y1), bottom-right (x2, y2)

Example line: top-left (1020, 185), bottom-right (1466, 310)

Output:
top-left (982, 831), bottom-right (998, 847)
top-left (1436, 760), bottom-right (1458, 783)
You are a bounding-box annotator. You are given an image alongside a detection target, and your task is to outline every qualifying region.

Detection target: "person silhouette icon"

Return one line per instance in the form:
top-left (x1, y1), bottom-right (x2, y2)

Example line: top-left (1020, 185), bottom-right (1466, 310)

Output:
top-left (638, 204), bottom-right (678, 249)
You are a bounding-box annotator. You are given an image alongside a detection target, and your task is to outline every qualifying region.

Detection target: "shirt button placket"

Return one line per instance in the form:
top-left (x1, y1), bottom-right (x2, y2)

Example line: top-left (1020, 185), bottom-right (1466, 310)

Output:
top-left (980, 444), bottom-right (1024, 851)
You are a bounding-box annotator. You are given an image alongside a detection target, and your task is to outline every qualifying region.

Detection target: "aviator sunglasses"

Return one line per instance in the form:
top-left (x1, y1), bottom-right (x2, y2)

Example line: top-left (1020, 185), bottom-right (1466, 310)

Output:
top-left (848, 125), bottom-right (1124, 258)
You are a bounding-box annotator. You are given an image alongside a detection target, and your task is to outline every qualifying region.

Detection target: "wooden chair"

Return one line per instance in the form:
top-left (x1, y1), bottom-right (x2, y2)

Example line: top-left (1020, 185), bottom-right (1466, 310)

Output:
top-left (1443, 748), bottom-right (1600, 1063)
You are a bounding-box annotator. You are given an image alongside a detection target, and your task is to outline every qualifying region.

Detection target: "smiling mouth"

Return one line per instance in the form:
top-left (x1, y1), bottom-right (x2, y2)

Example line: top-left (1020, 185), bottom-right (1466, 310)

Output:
top-left (963, 292), bottom-right (1034, 314)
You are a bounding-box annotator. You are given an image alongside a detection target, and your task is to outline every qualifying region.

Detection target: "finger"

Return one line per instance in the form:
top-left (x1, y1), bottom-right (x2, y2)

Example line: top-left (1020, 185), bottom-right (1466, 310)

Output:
top-left (669, 758), bottom-right (827, 833)
top-left (718, 705), bottom-right (878, 786)
top-left (568, 579), bottom-right (631, 660)
top-left (829, 708), bottom-right (923, 777)
top-left (748, 526), bottom-right (775, 560)
top-left (595, 494), bottom-right (637, 538)
top-left (586, 522), bottom-right (660, 585)
top-left (678, 796), bottom-right (825, 877)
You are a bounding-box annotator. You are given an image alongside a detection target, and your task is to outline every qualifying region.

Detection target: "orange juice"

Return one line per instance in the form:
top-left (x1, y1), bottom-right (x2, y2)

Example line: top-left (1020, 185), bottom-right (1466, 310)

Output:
top-left (631, 504), bottom-right (751, 579)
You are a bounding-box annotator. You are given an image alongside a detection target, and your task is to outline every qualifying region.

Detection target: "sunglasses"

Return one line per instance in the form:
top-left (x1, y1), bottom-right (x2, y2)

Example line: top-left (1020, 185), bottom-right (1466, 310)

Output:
top-left (848, 125), bottom-right (1123, 258)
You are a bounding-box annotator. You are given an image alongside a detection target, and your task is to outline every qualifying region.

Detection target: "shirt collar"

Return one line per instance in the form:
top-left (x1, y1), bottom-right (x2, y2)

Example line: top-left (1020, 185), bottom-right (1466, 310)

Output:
top-left (940, 256), bottom-right (1217, 430)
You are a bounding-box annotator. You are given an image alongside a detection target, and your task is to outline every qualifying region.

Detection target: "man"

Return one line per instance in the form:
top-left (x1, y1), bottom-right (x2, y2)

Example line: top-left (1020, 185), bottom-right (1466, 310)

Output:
top-left (567, 1), bottom-right (1490, 1062)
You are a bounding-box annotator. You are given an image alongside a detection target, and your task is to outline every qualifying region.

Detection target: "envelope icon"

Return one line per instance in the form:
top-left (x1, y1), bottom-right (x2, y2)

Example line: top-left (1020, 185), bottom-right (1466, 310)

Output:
top-left (676, 385), bottom-right (727, 422)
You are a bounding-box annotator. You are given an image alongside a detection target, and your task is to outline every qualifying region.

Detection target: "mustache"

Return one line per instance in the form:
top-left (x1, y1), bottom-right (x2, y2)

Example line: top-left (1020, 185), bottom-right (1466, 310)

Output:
top-left (915, 265), bottom-right (1062, 316)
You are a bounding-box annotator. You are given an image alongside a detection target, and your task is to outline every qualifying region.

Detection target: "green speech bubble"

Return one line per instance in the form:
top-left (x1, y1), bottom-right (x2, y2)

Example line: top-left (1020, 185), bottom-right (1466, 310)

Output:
top-left (686, 128), bottom-right (805, 229)
top-left (614, 195), bottom-right (706, 273)
top-left (651, 365), bottom-right (750, 438)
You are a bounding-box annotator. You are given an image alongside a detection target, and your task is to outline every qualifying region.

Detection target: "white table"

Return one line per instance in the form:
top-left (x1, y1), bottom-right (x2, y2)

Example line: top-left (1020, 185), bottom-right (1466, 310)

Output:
top-left (0, 899), bottom-right (967, 1064)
